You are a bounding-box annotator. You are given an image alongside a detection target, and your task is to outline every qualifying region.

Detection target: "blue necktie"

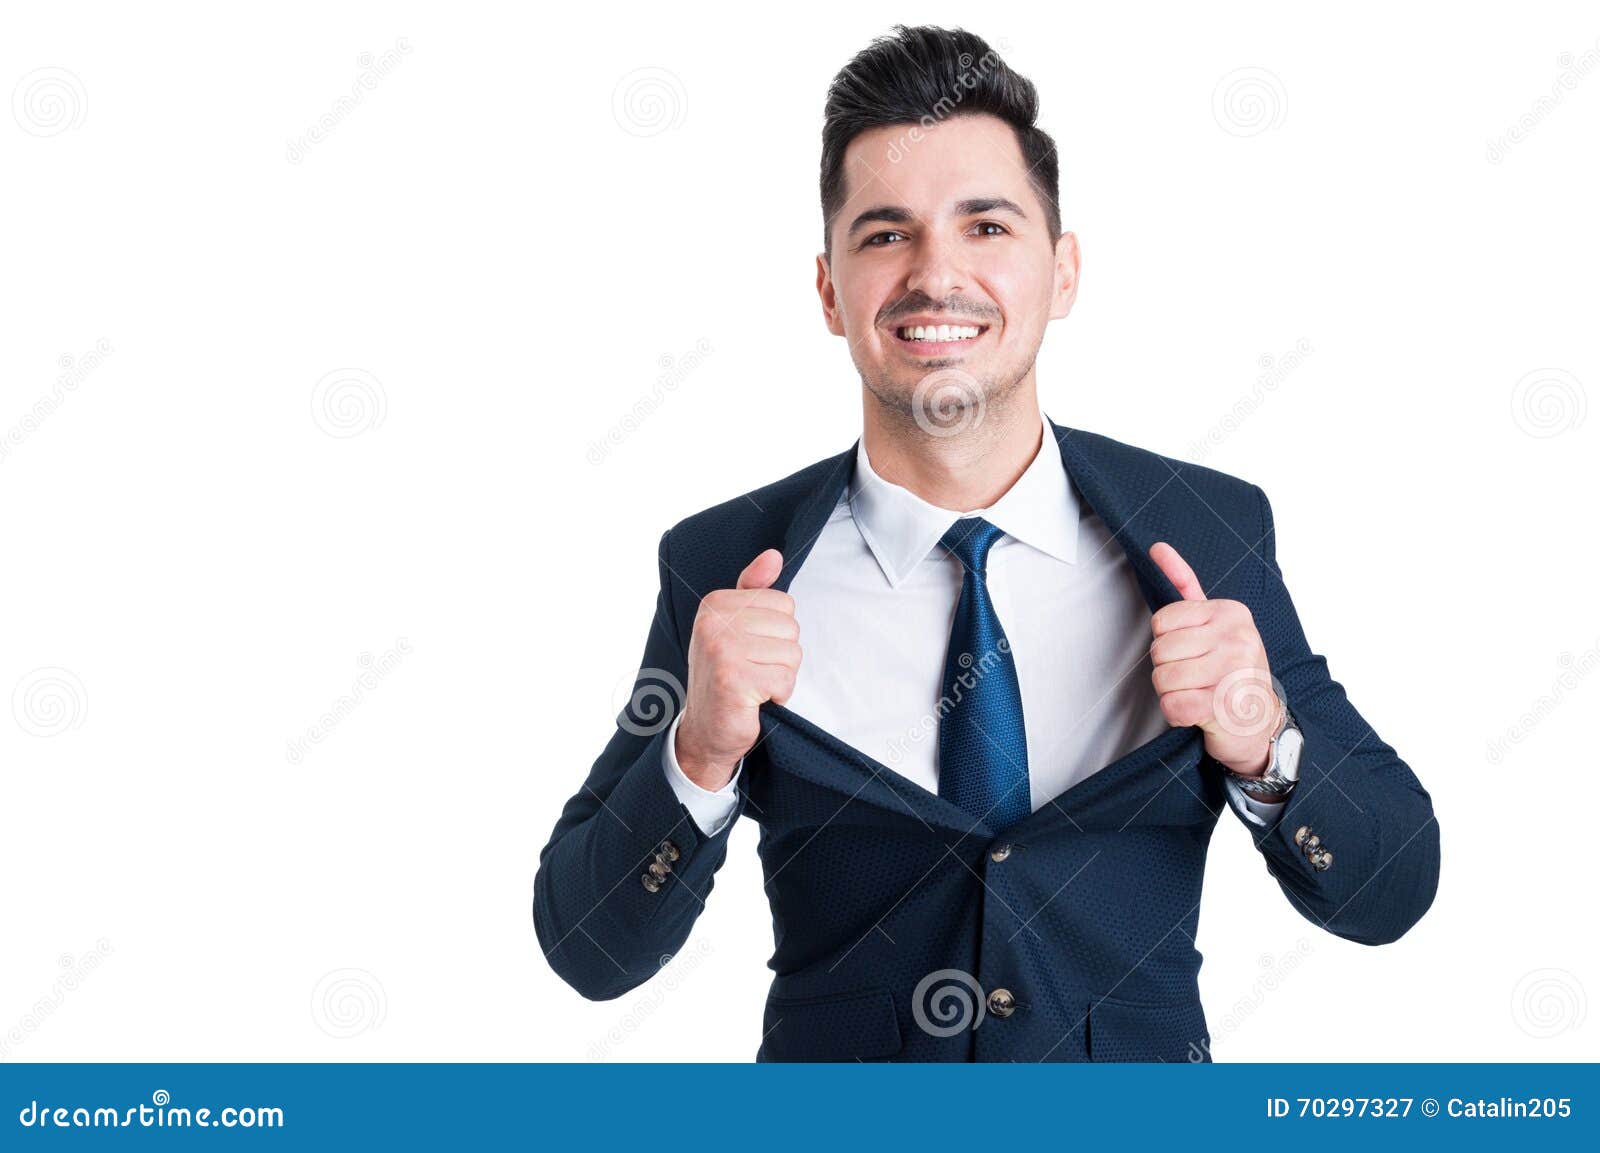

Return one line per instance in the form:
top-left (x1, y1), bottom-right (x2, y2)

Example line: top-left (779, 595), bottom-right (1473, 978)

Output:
top-left (936, 516), bottom-right (1032, 830)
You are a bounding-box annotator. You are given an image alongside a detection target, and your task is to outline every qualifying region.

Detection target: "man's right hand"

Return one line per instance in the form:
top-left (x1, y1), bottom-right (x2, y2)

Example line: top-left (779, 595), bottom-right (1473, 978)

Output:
top-left (674, 548), bottom-right (802, 791)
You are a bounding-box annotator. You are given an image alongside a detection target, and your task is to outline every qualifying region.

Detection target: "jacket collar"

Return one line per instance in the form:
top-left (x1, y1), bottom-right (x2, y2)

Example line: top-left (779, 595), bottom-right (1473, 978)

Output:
top-left (773, 416), bottom-right (1188, 614)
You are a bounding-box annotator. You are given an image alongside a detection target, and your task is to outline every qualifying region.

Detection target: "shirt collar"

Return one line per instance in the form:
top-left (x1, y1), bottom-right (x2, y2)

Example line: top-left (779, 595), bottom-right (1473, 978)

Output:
top-left (846, 406), bottom-right (1080, 588)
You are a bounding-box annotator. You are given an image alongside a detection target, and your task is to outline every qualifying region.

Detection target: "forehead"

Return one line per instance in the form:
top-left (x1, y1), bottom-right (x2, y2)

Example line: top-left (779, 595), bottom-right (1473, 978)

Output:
top-left (838, 113), bottom-right (1033, 218)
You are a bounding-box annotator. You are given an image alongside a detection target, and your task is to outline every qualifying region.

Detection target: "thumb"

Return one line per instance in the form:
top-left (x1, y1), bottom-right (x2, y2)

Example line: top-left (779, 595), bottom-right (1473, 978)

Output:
top-left (736, 547), bottom-right (784, 590)
top-left (1149, 541), bottom-right (1206, 601)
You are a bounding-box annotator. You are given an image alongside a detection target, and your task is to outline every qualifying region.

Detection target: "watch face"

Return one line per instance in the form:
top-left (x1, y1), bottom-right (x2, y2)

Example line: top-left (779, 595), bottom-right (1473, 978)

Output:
top-left (1276, 726), bottom-right (1304, 782)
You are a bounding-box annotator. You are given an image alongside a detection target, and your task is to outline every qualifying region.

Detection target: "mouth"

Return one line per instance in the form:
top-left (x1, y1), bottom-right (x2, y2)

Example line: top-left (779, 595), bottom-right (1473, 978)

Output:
top-left (889, 321), bottom-right (991, 355)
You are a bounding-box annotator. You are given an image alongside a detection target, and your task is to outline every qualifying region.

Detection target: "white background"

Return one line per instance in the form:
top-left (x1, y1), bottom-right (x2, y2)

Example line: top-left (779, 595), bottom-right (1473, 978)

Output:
top-left (3, 1), bottom-right (1596, 1062)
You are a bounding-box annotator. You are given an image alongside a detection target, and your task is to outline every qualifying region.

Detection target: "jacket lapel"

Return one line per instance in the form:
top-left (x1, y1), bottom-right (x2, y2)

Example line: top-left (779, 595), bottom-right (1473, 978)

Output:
top-left (1049, 419), bottom-right (1185, 616)
top-left (757, 440), bottom-right (989, 840)
top-left (1022, 420), bottom-right (1213, 832)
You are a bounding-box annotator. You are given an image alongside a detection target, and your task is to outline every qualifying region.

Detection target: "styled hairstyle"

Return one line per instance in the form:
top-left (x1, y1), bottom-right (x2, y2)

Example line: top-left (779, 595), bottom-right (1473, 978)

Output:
top-left (819, 24), bottom-right (1061, 258)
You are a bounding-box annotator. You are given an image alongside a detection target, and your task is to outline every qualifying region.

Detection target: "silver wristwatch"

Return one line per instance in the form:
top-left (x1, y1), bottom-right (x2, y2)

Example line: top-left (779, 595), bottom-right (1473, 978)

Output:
top-left (1224, 690), bottom-right (1303, 802)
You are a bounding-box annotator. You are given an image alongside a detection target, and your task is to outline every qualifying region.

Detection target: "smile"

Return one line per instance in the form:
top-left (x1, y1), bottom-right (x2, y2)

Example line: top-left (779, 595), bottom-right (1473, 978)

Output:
top-left (892, 323), bottom-right (990, 351)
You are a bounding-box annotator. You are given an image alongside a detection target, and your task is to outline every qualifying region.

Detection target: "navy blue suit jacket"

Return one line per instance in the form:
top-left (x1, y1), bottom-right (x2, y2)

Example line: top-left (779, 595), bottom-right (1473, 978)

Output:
top-left (532, 420), bottom-right (1440, 1061)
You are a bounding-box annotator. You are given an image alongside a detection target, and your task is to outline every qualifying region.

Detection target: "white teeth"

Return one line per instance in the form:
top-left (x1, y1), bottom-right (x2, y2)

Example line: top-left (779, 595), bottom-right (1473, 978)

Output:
top-left (898, 324), bottom-right (983, 342)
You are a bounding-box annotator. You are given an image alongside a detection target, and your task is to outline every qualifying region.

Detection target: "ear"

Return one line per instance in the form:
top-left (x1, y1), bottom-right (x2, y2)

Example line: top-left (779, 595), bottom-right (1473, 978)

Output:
top-left (816, 251), bottom-right (846, 336)
top-left (1049, 230), bottom-right (1081, 321)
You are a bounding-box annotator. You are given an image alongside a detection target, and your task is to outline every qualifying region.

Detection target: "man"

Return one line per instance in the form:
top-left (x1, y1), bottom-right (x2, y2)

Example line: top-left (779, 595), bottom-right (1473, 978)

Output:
top-left (533, 24), bottom-right (1439, 1061)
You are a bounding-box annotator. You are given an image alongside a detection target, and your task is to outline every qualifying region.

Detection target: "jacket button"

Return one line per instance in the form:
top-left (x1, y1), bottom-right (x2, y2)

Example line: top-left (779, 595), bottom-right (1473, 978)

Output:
top-left (648, 859), bottom-right (670, 879)
top-left (1294, 825), bottom-right (1312, 847)
top-left (987, 988), bottom-right (1016, 1018)
top-left (990, 843), bottom-right (1013, 863)
top-left (1312, 850), bottom-right (1333, 871)
top-left (641, 873), bottom-right (662, 893)
top-left (659, 840), bottom-right (680, 862)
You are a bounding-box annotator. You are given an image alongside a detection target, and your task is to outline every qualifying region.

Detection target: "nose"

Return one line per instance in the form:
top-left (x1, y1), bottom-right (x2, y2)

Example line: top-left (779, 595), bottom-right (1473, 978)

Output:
top-left (905, 231), bottom-right (967, 301)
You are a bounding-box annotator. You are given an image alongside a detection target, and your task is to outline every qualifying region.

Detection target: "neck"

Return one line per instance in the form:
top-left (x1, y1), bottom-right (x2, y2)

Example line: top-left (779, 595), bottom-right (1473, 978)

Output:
top-left (860, 374), bottom-right (1044, 512)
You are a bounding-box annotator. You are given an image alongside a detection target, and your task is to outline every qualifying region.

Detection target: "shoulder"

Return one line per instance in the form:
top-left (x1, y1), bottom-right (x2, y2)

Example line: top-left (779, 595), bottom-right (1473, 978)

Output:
top-left (1053, 422), bottom-right (1268, 523)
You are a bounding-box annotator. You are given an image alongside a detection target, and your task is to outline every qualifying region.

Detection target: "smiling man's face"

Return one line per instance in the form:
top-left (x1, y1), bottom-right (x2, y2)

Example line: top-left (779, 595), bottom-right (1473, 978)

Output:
top-left (817, 112), bottom-right (1080, 425)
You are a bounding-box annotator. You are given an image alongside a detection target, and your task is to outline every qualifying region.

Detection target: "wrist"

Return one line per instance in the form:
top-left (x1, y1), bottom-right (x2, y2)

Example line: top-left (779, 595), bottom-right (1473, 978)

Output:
top-left (1225, 742), bottom-right (1273, 779)
top-left (1223, 695), bottom-right (1284, 777)
top-left (674, 716), bottom-right (738, 791)
top-left (1223, 692), bottom-right (1301, 801)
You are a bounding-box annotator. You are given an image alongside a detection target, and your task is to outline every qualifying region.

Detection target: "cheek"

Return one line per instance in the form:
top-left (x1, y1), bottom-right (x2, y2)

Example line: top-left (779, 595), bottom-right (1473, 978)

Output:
top-left (978, 262), bottom-right (1054, 334)
top-left (838, 272), bottom-right (896, 343)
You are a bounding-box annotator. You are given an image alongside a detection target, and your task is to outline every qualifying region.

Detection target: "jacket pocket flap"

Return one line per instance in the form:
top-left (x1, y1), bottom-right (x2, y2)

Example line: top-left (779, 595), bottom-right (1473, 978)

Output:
top-left (761, 987), bottom-right (903, 1061)
top-left (1087, 997), bottom-right (1209, 1063)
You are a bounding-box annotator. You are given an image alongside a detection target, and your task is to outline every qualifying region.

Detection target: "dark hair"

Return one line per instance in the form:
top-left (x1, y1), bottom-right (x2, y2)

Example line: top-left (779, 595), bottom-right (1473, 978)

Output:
top-left (820, 25), bottom-right (1061, 258)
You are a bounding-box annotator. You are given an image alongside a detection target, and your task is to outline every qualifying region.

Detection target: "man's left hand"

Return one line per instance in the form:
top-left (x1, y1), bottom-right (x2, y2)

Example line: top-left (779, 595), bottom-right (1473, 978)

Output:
top-left (1147, 541), bottom-right (1282, 778)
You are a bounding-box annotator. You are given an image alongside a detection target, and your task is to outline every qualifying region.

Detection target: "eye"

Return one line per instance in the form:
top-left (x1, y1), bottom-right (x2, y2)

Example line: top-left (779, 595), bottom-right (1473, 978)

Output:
top-left (972, 220), bottom-right (1009, 237)
top-left (864, 230), bottom-right (908, 247)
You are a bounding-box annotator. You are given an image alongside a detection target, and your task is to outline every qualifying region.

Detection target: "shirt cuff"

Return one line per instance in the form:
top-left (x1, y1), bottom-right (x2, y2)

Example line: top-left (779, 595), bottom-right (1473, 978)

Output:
top-left (1224, 775), bottom-right (1287, 828)
top-left (661, 710), bottom-right (743, 837)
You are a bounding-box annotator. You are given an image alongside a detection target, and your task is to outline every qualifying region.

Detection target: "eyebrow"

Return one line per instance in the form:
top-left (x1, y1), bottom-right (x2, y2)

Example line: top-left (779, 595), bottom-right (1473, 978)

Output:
top-left (845, 197), bottom-right (1029, 237)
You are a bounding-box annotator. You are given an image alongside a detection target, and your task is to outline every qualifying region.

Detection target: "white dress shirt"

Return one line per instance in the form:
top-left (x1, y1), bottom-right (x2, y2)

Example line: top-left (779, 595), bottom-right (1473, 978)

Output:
top-left (662, 408), bottom-right (1284, 836)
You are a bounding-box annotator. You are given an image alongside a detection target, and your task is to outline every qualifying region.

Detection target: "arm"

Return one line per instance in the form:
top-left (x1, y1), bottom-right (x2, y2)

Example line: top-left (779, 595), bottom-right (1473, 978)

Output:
top-left (532, 528), bottom-right (744, 1001)
top-left (1236, 485), bottom-right (1440, 945)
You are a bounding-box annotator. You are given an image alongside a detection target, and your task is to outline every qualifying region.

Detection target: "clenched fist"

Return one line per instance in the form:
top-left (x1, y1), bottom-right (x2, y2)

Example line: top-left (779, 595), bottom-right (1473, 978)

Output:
top-left (675, 548), bottom-right (803, 790)
top-left (1147, 541), bottom-right (1282, 777)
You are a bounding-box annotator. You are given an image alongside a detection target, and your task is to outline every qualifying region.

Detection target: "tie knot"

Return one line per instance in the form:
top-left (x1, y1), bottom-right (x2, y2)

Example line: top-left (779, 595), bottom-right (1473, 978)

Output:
top-left (939, 516), bottom-right (1005, 574)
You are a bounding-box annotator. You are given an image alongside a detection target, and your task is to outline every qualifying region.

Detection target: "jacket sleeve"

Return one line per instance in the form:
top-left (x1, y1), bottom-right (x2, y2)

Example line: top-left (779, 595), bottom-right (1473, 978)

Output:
top-left (532, 528), bottom-right (745, 999)
top-left (1233, 485), bottom-right (1440, 945)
